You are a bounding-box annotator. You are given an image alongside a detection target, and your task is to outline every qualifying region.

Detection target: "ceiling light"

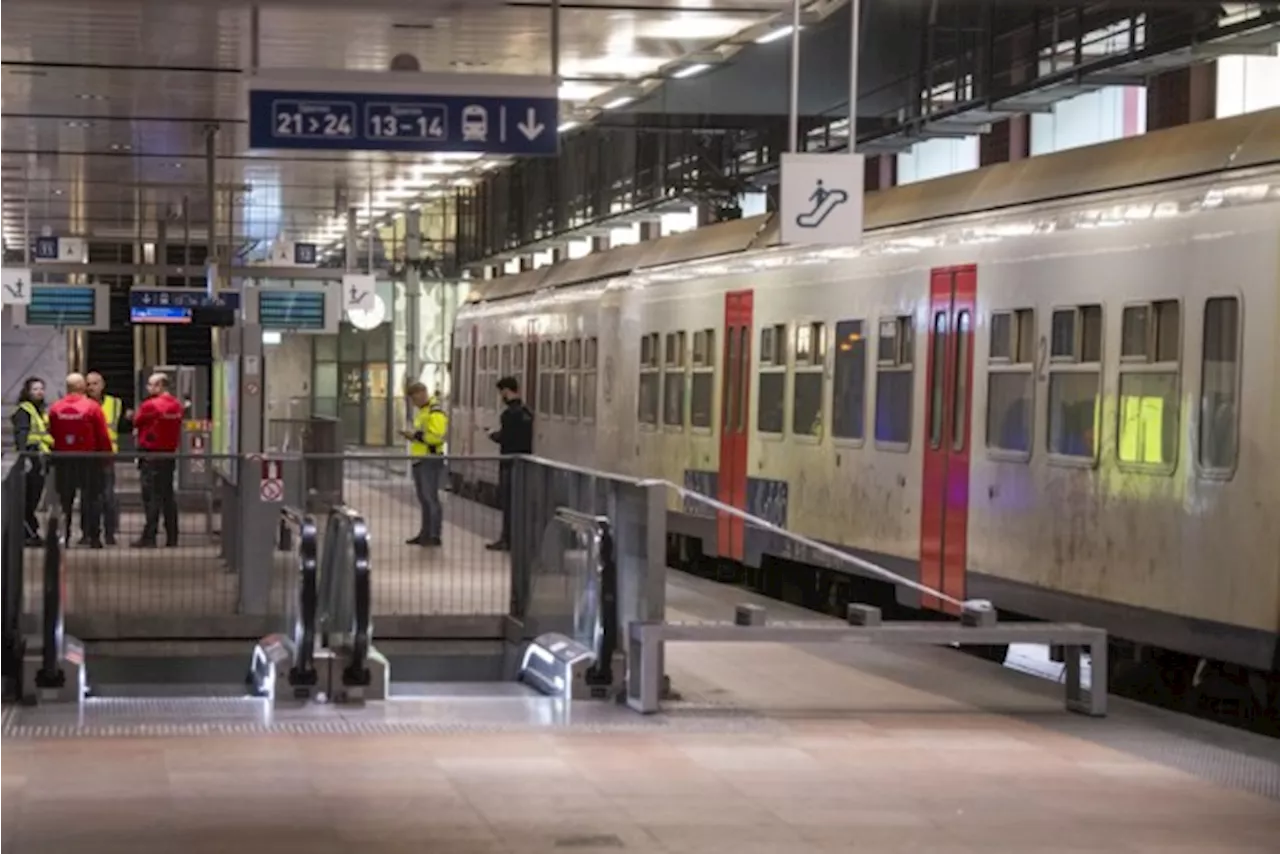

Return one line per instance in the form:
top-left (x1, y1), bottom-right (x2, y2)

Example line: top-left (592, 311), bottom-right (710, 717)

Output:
top-left (603, 96), bottom-right (634, 110)
top-left (64, 120), bottom-right (92, 128)
top-left (755, 25), bottom-right (796, 44)
top-left (672, 63), bottom-right (710, 80)
top-left (558, 121), bottom-right (580, 133)
top-left (109, 142), bottom-right (132, 152)
top-left (559, 81), bottom-right (610, 102)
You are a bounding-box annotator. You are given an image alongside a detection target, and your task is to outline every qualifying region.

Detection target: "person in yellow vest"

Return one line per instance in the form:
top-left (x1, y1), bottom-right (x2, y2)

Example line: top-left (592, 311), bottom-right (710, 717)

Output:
top-left (400, 381), bottom-right (448, 547)
top-left (10, 376), bottom-right (52, 545)
top-left (85, 371), bottom-right (126, 546)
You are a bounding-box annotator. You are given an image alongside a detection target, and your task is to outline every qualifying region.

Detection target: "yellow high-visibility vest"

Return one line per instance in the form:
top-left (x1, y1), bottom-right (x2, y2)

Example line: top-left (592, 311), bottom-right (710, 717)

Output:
top-left (16, 401), bottom-right (53, 452)
top-left (409, 398), bottom-right (448, 457)
top-left (101, 394), bottom-right (123, 452)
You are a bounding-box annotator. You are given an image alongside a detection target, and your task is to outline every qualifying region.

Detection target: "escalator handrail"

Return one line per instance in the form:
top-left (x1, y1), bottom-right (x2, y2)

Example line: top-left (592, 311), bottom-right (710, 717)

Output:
top-left (289, 511), bottom-right (319, 680)
top-left (35, 507), bottom-right (64, 689)
top-left (346, 513), bottom-right (372, 684)
top-left (2, 459), bottom-right (27, 686)
top-left (592, 518), bottom-right (619, 686)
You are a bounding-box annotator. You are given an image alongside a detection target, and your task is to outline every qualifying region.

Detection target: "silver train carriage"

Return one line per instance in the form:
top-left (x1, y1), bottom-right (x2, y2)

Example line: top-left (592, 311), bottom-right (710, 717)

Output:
top-left (451, 108), bottom-right (1280, 689)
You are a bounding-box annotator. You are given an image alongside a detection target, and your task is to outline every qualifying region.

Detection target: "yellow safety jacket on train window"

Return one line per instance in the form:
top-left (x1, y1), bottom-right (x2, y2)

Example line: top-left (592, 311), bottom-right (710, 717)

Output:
top-left (17, 401), bottom-right (53, 452)
top-left (101, 394), bottom-right (122, 453)
top-left (409, 397), bottom-right (448, 457)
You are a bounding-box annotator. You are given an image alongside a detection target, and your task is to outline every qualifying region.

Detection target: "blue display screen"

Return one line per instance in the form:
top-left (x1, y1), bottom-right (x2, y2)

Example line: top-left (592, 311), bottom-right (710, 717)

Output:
top-left (258, 290), bottom-right (326, 330)
top-left (26, 286), bottom-right (97, 327)
top-left (132, 305), bottom-right (192, 324)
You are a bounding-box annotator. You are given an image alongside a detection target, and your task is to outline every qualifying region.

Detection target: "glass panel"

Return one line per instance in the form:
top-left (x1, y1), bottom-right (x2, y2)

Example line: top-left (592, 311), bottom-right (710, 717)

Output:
top-left (314, 335), bottom-right (338, 362)
top-left (1117, 372), bottom-right (1179, 466)
top-left (582, 372), bottom-right (598, 421)
top-left (1047, 372), bottom-right (1100, 458)
top-left (928, 311), bottom-right (948, 449)
top-left (874, 370), bottom-right (913, 445)
top-left (1015, 310), bottom-right (1037, 363)
top-left (691, 373), bottom-right (714, 429)
top-left (989, 313), bottom-right (1012, 360)
top-left (339, 324), bottom-right (363, 361)
top-left (736, 327), bottom-right (749, 432)
top-left (986, 372), bottom-right (1034, 454)
top-left (792, 373), bottom-right (823, 437)
top-left (1155, 301), bottom-right (1180, 363)
top-left (313, 362), bottom-right (339, 399)
top-left (638, 373), bottom-right (659, 424)
top-left (756, 372), bottom-right (785, 434)
top-left (552, 372), bottom-right (566, 416)
top-left (663, 373), bottom-right (684, 427)
top-left (1122, 305), bottom-right (1150, 359)
top-left (1050, 310), bottom-right (1076, 359)
top-left (1199, 297), bottom-right (1239, 470)
top-left (952, 310), bottom-right (970, 452)
top-left (340, 364), bottom-right (363, 405)
top-left (567, 373), bottom-right (581, 419)
top-left (724, 327), bottom-right (738, 431)
top-left (832, 320), bottom-right (866, 440)
top-left (1081, 305), bottom-right (1104, 362)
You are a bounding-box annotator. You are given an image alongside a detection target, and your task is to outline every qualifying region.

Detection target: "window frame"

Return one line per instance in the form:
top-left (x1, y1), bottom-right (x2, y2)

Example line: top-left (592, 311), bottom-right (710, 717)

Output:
top-left (638, 331), bottom-right (661, 429)
top-left (985, 307), bottom-right (1036, 463)
top-left (581, 336), bottom-right (599, 424)
top-left (1045, 303), bottom-right (1104, 469)
top-left (873, 314), bottom-right (914, 452)
top-left (1115, 299), bottom-right (1181, 475)
top-left (663, 331), bottom-right (688, 431)
top-left (1195, 294), bottom-right (1243, 481)
top-left (690, 328), bottom-right (716, 434)
top-left (791, 319), bottom-right (826, 445)
top-left (831, 318), bottom-right (868, 448)
top-left (756, 321), bottom-right (788, 439)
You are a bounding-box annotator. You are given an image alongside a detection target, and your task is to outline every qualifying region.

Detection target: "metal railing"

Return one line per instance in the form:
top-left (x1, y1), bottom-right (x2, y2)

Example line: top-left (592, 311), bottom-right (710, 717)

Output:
top-left (34, 507), bottom-right (64, 692)
top-left (344, 513), bottom-right (372, 689)
top-left (279, 506), bottom-right (319, 688)
top-left (2, 458), bottom-right (25, 695)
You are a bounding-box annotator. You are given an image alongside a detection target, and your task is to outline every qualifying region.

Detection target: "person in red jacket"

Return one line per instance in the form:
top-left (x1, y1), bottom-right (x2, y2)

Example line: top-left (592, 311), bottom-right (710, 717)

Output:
top-left (46, 373), bottom-right (113, 548)
top-left (132, 372), bottom-right (185, 548)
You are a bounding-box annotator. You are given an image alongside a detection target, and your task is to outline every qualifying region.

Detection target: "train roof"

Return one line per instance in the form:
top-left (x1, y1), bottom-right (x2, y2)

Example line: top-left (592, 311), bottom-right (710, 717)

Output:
top-left (466, 107), bottom-right (1280, 305)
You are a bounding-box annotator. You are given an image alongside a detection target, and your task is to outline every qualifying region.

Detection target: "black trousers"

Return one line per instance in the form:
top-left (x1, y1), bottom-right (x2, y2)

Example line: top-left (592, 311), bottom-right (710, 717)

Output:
top-left (56, 460), bottom-right (102, 541)
top-left (139, 458), bottom-right (178, 544)
top-left (22, 460), bottom-right (46, 538)
top-left (497, 461), bottom-right (513, 545)
top-left (84, 463), bottom-right (119, 540)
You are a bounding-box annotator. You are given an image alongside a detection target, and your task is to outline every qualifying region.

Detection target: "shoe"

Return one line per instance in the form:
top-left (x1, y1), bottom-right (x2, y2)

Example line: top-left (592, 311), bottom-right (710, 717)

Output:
top-left (104, 535), bottom-right (117, 546)
top-left (405, 536), bottom-right (426, 546)
top-left (165, 541), bottom-right (179, 548)
top-left (131, 539), bottom-right (157, 549)
top-left (89, 539), bottom-right (104, 550)
top-left (485, 541), bottom-right (510, 552)
top-left (77, 535), bottom-right (90, 546)
top-left (425, 537), bottom-right (443, 547)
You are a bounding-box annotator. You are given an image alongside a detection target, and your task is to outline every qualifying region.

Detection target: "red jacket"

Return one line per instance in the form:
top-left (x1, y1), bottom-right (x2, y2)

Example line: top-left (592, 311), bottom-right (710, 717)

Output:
top-left (134, 392), bottom-right (184, 452)
top-left (47, 393), bottom-right (113, 455)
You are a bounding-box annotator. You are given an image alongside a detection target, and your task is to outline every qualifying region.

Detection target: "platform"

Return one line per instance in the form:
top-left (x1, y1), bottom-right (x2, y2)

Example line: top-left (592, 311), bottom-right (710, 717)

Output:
top-left (5, 572), bottom-right (1279, 853)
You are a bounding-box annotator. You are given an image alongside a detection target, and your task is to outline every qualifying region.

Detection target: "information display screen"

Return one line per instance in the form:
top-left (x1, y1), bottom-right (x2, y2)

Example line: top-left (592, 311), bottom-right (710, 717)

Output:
top-left (26, 286), bottom-right (97, 327)
top-left (258, 290), bottom-right (326, 331)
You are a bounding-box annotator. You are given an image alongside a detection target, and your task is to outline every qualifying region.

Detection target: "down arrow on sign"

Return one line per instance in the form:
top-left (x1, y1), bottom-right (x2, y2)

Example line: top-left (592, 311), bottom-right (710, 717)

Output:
top-left (517, 108), bottom-right (546, 141)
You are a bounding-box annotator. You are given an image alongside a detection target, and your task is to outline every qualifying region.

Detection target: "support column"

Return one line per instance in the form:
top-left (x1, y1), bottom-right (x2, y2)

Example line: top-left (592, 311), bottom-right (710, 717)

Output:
top-left (863, 155), bottom-right (897, 192)
top-left (591, 235), bottom-right (610, 254)
top-left (550, 245), bottom-right (566, 264)
top-left (1147, 63), bottom-right (1216, 132)
top-left (638, 220), bottom-right (661, 242)
top-left (519, 255), bottom-right (534, 273)
top-left (979, 115), bottom-right (1029, 166)
top-left (405, 208), bottom-right (423, 385)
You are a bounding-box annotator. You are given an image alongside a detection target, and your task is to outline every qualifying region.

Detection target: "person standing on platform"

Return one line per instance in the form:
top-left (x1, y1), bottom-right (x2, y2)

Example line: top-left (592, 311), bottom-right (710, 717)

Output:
top-left (401, 382), bottom-right (448, 548)
top-left (131, 372), bottom-right (184, 549)
top-left (11, 377), bottom-right (52, 545)
top-left (46, 373), bottom-right (113, 548)
top-left (84, 371), bottom-right (125, 546)
top-left (486, 376), bottom-right (533, 552)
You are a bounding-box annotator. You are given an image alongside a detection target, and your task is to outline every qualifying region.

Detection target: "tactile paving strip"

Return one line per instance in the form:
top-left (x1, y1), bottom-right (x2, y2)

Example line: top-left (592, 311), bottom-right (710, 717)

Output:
top-left (0, 696), bottom-right (779, 741)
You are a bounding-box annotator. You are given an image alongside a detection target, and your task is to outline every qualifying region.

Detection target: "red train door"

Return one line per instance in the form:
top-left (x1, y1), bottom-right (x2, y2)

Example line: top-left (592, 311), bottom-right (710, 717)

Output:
top-left (919, 265), bottom-right (977, 614)
top-left (717, 290), bottom-right (753, 560)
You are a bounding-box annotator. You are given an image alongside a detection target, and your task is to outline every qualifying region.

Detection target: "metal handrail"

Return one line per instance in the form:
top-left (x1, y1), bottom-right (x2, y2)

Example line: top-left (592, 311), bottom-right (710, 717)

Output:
top-left (590, 518), bottom-right (619, 688)
top-left (2, 460), bottom-right (26, 693)
top-left (34, 508), bottom-right (64, 690)
top-left (281, 507), bottom-right (319, 685)
top-left (343, 513), bottom-right (372, 688)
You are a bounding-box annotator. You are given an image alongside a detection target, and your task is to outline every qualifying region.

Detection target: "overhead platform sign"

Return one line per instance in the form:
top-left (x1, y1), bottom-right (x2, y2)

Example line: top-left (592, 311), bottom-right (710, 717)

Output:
top-left (247, 70), bottom-right (558, 156)
top-left (780, 153), bottom-right (865, 247)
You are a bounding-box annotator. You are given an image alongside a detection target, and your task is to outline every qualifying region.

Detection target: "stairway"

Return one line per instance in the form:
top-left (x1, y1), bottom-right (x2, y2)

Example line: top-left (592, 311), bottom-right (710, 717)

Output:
top-left (85, 293), bottom-right (136, 410)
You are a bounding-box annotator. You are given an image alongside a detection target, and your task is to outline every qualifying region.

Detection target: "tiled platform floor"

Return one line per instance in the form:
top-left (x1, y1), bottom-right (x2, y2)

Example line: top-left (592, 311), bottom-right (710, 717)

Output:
top-left (6, 571), bottom-right (1280, 853)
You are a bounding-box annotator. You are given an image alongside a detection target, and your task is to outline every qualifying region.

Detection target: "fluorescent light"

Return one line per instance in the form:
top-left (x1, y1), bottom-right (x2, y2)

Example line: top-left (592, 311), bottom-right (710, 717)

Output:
top-left (603, 96), bottom-right (634, 110)
top-left (262, 330), bottom-right (283, 345)
top-left (755, 25), bottom-right (795, 44)
top-left (558, 121), bottom-right (580, 133)
top-left (672, 63), bottom-right (710, 80)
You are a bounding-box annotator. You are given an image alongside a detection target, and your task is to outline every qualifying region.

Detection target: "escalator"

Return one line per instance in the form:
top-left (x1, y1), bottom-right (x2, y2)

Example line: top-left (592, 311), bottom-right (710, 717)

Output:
top-left (85, 293), bottom-right (136, 411)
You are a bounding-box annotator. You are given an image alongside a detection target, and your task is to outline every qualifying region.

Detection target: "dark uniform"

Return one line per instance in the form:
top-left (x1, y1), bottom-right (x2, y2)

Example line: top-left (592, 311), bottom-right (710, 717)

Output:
top-left (11, 400), bottom-right (52, 543)
top-left (488, 396), bottom-right (533, 549)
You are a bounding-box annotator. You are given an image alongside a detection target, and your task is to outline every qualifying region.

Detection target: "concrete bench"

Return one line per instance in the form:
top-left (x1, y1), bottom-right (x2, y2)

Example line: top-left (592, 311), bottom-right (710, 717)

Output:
top-left (626, 603), bottom-right (1107, 717)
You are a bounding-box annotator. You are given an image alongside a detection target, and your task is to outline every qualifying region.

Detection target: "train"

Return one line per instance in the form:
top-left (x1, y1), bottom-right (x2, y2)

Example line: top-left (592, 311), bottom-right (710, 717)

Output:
top-left (450, 108), bottom-right (1280, 716)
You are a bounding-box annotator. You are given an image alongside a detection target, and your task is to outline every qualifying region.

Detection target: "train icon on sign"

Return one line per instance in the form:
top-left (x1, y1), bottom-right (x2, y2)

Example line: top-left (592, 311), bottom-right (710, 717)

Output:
top-left (461, 105), bottom-right (488, 142)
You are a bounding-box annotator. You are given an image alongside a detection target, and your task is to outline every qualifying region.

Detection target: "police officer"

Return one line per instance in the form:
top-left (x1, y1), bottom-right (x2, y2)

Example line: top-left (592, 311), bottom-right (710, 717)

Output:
top-left (46, 373), bottom-right (113, 548)
top-left (486, 376), bottom-right (533, 552)
top-left (131, 372), bottom-right (184, 548)
top-left (401, 382), bottom-right (448, 547)
top-left (84, 371), bottom-right (125, 546)
top-left (11, 377), bottom-right (52, 545)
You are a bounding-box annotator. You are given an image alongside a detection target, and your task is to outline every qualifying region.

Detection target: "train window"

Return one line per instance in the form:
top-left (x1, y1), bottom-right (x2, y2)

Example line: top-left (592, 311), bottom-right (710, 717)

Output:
top-left (582, 336), bottom-right (598, 423)
top-left (1118, 300), bottom-right (1180, 470)
top-left (875, 316), bottom-right (914, 447)
top-left (500, 344), bottom-right (512, 377)
top-left (759, 323), bottom-right (787, 366)
top-left (664, 331), bottom-right (686, 367)
top-left (663, 373), bottom-right (685, 428)
top-left (691, 329), bottom-right (715, 430)
top-left (452, 347), bottom-right (463, 407)
top-left (513, 342), bottom-right (525, 373)
top-left (552, 340), bottom-right (567, 417)
top-left (537, 341), bottom-right (552, 416)
top-left (638, 333), bottom-right (660, 426)
top-left (1198, 297), bottom-right (1239, 473)
top-left (832, 320), bottom-right (867, 441)
top-left (928, 311), bottom-right (948, 450)
top-left (987, 309), bottom-right (1035, 457)
top-left (569, 339), bottom-right (582, 370)
top-left (792, 322), bottom-right (825, 439)
top-left (952, 311), bottom-right (971, 452)
top-left (1047, 304), bottom-right (1102, 461)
